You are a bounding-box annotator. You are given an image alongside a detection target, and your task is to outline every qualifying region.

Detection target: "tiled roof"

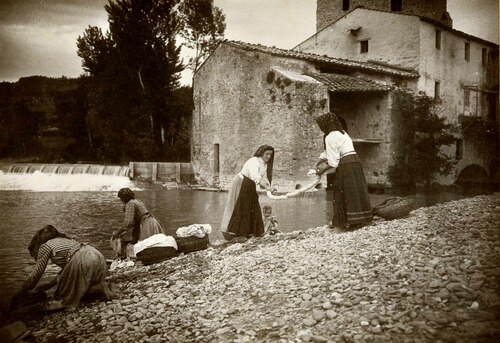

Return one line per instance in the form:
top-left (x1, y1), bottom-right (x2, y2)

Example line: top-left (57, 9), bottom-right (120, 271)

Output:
top-left (306, 73), bottom-right (390, 92)
top-left (224, 41), bottom-right (419, 78)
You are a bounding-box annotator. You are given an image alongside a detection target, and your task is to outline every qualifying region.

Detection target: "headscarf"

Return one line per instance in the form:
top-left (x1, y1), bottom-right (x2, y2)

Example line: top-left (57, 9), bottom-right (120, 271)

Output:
top-left (28, 225), bottom-right (69, 259)
top-left (316, 112), bottom-right (345, 135)
top-left (253, 144), bottom-right (274, 184)
top-left (117, 188), bottom-right (135, 203)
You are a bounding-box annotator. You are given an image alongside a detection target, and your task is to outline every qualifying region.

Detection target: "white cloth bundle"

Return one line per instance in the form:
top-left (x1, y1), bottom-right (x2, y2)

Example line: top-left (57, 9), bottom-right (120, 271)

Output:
top-left (109, 259), bottom-right (135, 271)
top-left (176, 224), bottom-right (212, 238)
top-left (266, 175), bottom-right (322, 199)
top-left (110, 236), bottom-right (122, 255)
top-left (266, 191), bottom-right (288, 200)
top-left (133, 234), bottom-right (178, 255)
top-left (286, 175), bottom-right (321, 197)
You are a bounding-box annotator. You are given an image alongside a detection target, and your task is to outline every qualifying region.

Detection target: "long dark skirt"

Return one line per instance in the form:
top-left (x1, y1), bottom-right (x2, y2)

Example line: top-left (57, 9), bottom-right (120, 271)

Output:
top-left (221, 175), bottom-right (264, 238)
top-left (332, 154), bottom-right (373, 229)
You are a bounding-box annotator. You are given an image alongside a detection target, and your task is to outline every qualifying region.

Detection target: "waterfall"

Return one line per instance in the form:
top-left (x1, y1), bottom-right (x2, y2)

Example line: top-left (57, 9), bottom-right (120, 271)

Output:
top-left (0, 163), bottom-right (130, 177)
top-left (0, 164), bottom-right (137, 192)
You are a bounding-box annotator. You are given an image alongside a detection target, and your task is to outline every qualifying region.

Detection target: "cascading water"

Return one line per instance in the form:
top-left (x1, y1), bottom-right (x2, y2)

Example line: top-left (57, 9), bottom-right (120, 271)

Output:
top-left (0, 164), bottom-right (138, 192)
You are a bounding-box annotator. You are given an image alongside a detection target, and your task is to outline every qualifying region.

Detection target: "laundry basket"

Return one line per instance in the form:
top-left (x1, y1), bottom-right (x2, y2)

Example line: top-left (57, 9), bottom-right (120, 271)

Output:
top-left (136, 247), bottom-right (178, 265)
top-left (373, 197), bottom-right (414, 220)
top-left (175, 235), bottom-right (209, 253)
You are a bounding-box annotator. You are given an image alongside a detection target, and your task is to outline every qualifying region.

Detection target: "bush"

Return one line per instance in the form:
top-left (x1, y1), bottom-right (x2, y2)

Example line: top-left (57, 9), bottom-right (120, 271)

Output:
top-left (388, 90), bottom-right (456, 194)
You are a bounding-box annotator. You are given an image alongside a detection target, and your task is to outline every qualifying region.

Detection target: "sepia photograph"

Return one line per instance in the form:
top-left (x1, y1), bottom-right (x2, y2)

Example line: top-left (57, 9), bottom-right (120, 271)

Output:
top-left (0, 0), bottom-right (499, 342)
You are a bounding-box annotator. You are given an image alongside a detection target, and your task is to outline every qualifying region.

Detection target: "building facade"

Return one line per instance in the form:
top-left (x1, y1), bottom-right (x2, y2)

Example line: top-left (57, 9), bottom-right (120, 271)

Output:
top-left (192, 0), bottom-right (499, 190)
top-left (295, 4), bottom-right (499, 186)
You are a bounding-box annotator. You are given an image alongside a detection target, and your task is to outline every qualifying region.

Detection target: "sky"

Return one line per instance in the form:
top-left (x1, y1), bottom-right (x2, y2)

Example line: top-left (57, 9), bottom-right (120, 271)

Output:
top-left (0, 0), bottom-right (498, 85)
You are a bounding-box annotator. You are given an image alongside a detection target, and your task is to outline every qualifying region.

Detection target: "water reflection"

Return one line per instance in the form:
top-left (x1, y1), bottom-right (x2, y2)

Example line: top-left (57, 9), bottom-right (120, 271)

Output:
top-left (0, 188), bottom-right (465, 295)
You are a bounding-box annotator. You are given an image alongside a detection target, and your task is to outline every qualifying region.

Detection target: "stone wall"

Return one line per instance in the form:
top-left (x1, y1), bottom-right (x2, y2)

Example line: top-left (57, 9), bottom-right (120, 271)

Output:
top-left (417, 21), bottom-right (499, 184)
top-left (316, 0), bottom-right (451, 32)
top-left (129, 162), bottom-right (194, 182)
top-left (192, 43), bottom-right (330, 190)
top-left (296, 8), bottom-right (422, 70)
top-left (329, 91), bottom-right (393, 186)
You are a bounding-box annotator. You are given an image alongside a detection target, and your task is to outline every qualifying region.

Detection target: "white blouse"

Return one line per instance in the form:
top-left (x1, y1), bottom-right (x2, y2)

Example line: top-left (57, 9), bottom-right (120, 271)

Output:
top-left (240, 156), bottom-right (269, 185)
top-left (319, 131), bottom-right (356, 168)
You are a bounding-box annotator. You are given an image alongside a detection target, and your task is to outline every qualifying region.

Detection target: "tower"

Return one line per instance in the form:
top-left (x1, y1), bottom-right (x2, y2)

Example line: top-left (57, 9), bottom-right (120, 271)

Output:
top-left (316, 0), bottom-right (453, 32)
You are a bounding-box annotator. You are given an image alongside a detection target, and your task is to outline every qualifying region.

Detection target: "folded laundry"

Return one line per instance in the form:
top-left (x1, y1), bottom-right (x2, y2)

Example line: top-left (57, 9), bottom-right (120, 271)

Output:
top-left (133, 234), bottom-right (178, 255)
top-left (176, 224), bottom-right (212, 238)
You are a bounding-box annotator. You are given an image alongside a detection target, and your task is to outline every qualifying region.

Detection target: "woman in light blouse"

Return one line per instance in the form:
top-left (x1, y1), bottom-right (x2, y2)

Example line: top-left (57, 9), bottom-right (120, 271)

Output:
top-left (221, 144), bottom-right (276, 240)
top-left (313, 112), bottom-right (373, 229)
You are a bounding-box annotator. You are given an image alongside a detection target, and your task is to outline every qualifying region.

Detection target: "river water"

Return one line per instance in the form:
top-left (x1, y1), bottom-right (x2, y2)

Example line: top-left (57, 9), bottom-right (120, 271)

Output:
top-left (0, 171), bottom-right (464, 296)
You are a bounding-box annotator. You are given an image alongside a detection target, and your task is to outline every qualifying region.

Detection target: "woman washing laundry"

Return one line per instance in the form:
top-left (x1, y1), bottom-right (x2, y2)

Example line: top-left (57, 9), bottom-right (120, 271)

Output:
top-left (8, 225), bottom-right (115, 310)
top-left (113, 188), bottom-right (165, 257)
top-left (221, 144), bottom-right (277, 240)
top-left (312, 112), bottom-right (373, 230)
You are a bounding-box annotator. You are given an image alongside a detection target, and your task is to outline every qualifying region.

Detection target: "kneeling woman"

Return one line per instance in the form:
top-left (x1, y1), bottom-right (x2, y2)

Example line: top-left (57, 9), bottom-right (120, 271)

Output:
top-left (12, 225), bottom-right (114, 309)
top-left (221, 144), bottom-right (276, 240)
top-left (114, 188), bottom-right (165, 252)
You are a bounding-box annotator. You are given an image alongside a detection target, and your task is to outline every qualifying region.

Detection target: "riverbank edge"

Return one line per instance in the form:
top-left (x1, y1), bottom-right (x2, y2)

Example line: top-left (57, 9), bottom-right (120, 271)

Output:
top-left (5, 193), bottom-right (500, 342)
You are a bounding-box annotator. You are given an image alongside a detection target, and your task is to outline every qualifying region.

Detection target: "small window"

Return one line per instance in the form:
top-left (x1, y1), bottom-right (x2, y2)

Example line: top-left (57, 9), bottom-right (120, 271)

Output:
top-left (465, 42), bottom-right (470, 61)
top-left (435, 30), bottom-right (441, 50)
top-left (434, 81), bottom-right (440, 99)
top-left (455, 139), bottom-right (463, 160)
top-left (464, 89), bottom-right (470, 107)
top-left (360, 40), bottom-right (369, 53)
top-left (343, 0), bottom-right (350, 11)
top-left (213, 143), bottom-right (220, 174)
top-left (391, 0), bottom-right (403, 11)
top-left (482, 48), bottom-right (488, 66)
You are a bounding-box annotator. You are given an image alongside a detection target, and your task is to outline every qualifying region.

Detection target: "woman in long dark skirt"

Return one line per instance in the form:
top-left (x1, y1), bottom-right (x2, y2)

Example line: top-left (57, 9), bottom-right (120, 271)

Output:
top-left (221, 145), bottom-right (276, 240)
top-left (313, 112), bottom-right (373, 229)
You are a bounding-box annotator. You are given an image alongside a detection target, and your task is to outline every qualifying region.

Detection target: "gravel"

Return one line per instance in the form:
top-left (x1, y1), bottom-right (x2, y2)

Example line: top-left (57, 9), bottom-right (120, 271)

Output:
top-left (26, 194), bottom-right (500, 342)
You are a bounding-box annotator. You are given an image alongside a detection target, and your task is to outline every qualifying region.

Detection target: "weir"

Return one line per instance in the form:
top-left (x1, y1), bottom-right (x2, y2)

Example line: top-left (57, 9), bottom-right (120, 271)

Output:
top-left (0, 163), bottom-right (130, 177)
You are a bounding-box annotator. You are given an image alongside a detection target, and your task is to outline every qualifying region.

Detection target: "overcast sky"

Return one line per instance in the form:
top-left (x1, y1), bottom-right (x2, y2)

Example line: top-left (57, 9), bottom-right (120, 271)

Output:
top-left (0, 0), bottom-right (498, 84)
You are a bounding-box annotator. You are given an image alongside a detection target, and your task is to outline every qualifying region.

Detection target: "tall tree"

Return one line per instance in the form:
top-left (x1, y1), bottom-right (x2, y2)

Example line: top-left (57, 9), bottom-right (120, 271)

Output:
top-left (180, 0), bottom-right (226, 71)
top-left (76, 0), bottom-right (183, 162)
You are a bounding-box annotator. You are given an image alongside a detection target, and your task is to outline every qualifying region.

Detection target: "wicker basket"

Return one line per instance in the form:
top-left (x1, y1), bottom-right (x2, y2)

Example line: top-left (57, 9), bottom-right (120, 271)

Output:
top-left (175, 235), bottom-right (209, 253)
top-left (136, 246), bottom-right (178, 265)
top-left (373, 197), bottom-right (414, 220)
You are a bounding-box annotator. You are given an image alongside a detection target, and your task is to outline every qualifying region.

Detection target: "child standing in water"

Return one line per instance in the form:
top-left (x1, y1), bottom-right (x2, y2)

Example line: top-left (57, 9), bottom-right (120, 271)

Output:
top-left (262, 205), bottom-right (281, 235)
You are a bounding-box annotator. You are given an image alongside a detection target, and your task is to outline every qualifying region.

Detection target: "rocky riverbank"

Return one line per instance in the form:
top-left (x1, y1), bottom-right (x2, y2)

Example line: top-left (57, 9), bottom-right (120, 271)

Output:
top-left (22, 194), bottom-right (500, 342)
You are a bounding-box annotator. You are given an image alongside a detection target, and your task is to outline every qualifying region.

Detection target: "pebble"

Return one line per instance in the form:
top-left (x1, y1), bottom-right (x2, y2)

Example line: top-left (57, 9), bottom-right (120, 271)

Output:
top-left (21, 194), bottom-right (500, 343)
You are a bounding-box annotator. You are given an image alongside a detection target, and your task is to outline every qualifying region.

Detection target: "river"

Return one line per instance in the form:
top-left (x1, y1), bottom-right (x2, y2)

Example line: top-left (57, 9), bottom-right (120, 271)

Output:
top-left (0, 171), bottom-right (464, 296)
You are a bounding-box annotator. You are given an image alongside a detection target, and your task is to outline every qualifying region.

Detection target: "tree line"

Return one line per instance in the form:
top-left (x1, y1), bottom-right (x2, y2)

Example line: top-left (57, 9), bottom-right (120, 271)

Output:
top-left (0, 0), bottom-right (225, 164)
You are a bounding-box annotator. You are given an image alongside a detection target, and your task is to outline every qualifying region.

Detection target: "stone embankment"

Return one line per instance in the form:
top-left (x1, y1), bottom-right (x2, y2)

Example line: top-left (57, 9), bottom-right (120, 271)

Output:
top-left (27, 194), bottom-right (500, 342)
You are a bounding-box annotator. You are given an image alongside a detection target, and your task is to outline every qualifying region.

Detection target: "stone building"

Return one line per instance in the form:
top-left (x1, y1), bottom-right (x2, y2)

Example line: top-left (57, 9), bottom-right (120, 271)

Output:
top-left (192, 0), bottom-right (499, 191)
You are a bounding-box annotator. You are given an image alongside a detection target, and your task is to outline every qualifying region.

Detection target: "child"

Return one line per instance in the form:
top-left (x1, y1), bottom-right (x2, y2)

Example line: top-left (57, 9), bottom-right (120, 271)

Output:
top-left (262, 205), bottom-right (281, 235)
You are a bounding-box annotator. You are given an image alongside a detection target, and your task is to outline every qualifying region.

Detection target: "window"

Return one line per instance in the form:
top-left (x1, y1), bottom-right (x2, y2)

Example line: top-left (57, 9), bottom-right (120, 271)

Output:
top-left (213, 144), bottom-right (220, 174)
top-left (455, 139), bottom-right (463, 160)
top-left (360, 40), bottom-right (369, 53)
top-left (482, 48), bottom-right (488, 66)
top-left (434, 81), bottom-right (440, 99)
top-left (465, 42), bottom-right (470, 61)
top-left (464, 89), bottom-right (470, 107)
top-left (435, 30), bottom-right (441, 50)
top-left (391, 0), bottom-right (403, 11)
top-left (343, 0), bottom-right (350, 11)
